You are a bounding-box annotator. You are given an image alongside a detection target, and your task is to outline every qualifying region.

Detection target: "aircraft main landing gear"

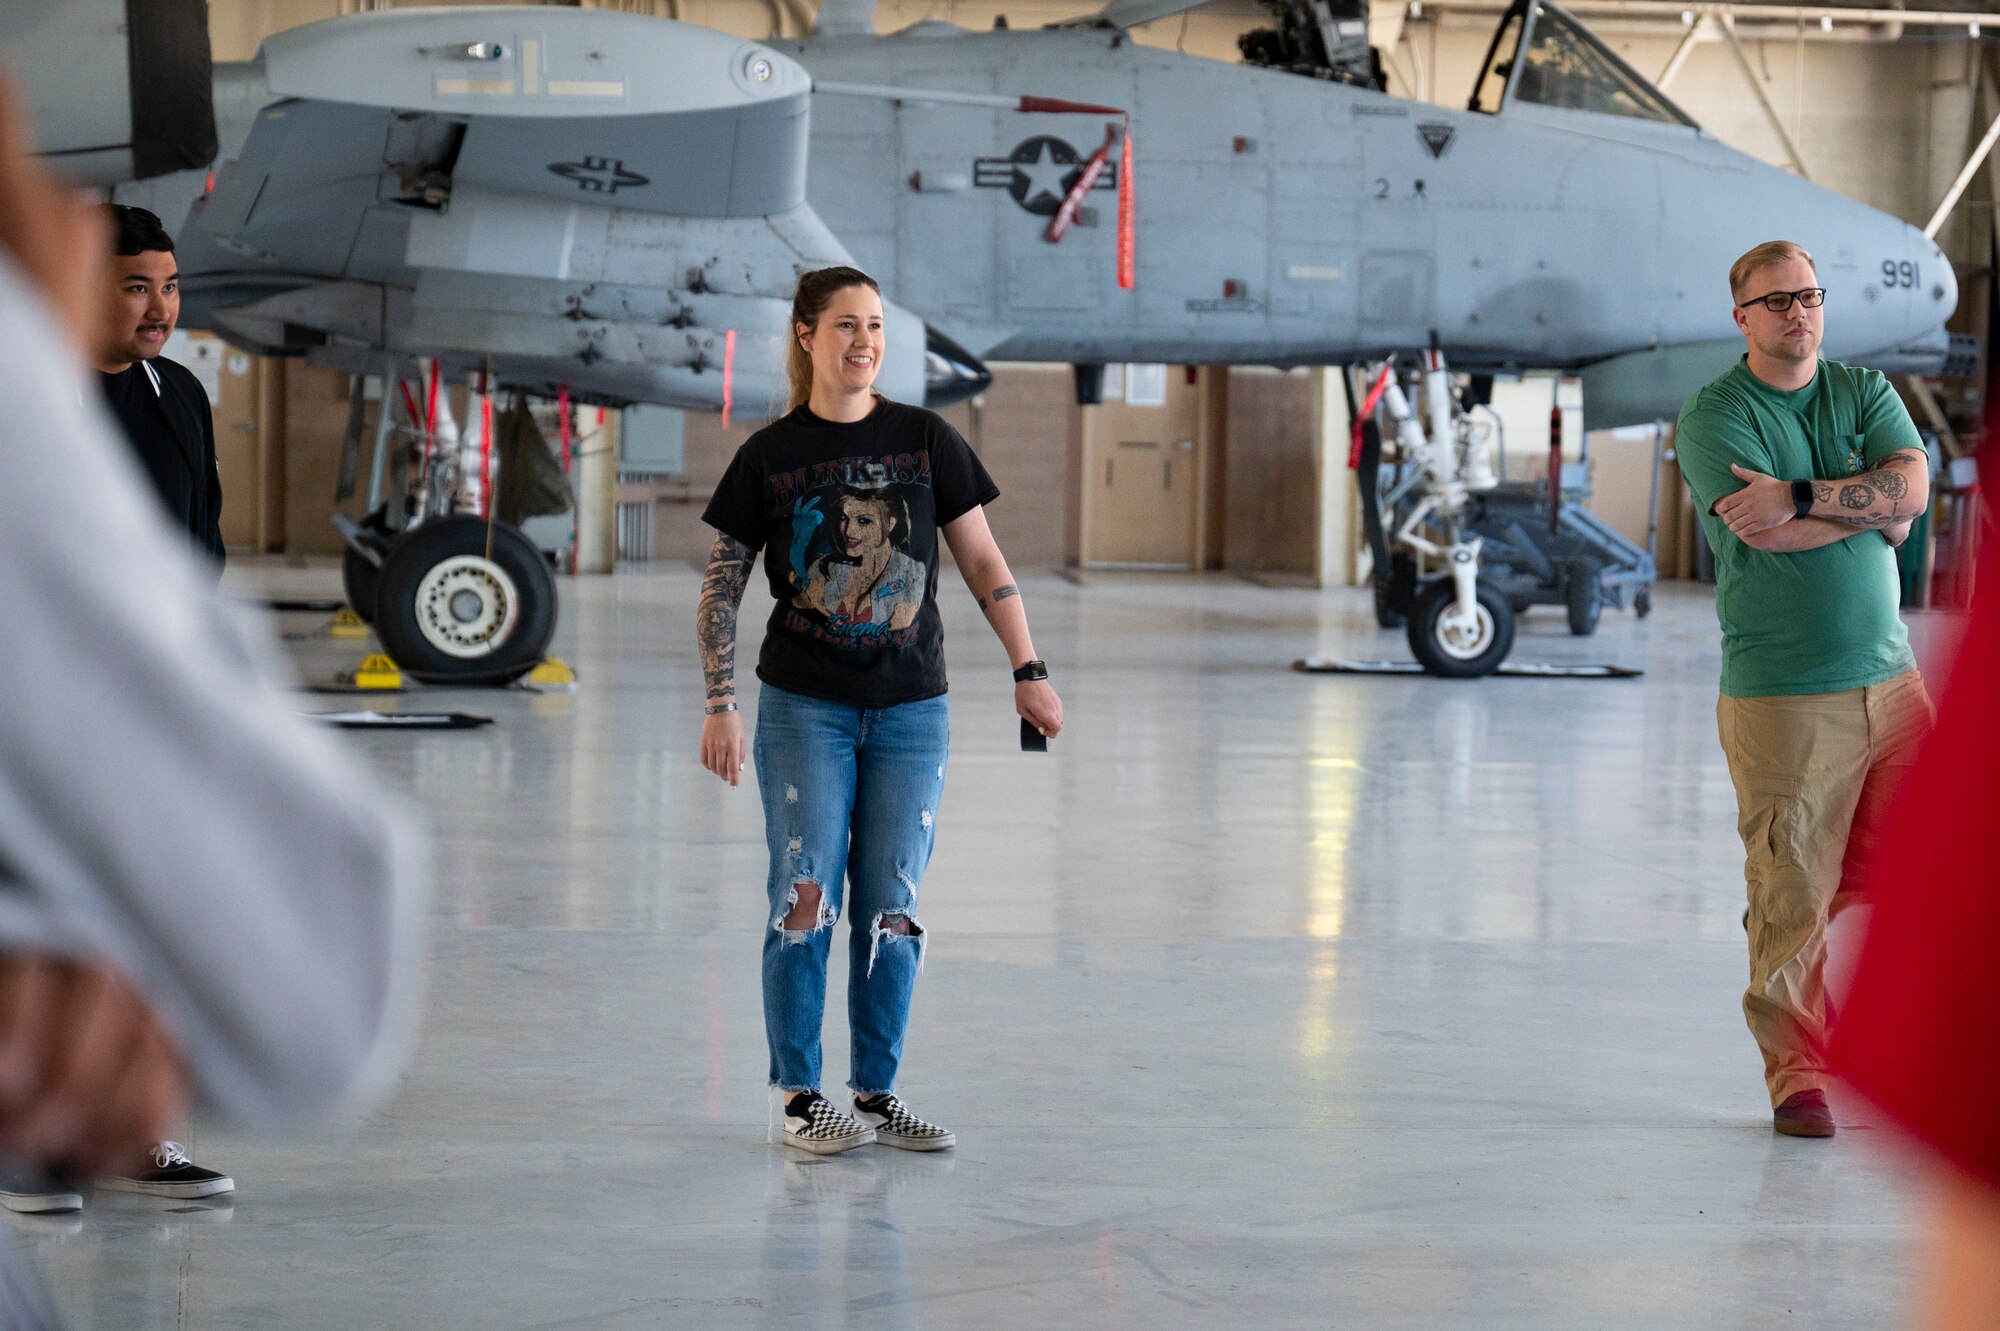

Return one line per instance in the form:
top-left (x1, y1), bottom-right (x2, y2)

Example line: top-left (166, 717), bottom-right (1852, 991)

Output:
top-left (332, 360), bottom-right (565, 686)
top-left (372, 516), bottom-right (558, 685)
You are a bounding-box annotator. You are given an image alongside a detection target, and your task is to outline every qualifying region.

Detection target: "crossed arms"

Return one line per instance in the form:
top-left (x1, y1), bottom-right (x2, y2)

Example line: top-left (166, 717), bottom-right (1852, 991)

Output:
top-left (1713, 449), bottom-right (1927, 552)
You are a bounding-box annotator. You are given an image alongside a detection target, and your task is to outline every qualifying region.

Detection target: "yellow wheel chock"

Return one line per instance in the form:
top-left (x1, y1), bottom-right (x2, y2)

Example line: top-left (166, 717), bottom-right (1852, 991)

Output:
top-left (340, 653), bottom-right (404, 691)
top-left (524, 657), bottom-right (578, 689)
top-left (328, 607), bottom-right (370, 639)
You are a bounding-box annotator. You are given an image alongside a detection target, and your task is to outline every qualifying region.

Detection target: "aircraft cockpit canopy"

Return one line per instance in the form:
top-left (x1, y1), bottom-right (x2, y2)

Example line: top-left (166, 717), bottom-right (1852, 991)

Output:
top-left (1471, 0), bottom-right (1695, 127)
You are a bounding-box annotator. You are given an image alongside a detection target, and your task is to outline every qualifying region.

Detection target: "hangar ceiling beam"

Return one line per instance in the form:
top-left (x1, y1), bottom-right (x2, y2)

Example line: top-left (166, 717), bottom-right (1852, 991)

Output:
top-left (1715, 12), bottom-right (1812, 179)
top-left (1923, 89), bottom-right (2000, 239)
top-left (1653, 12), bottom-right (1708, 87)
top-left (1412, 0), bottom-right (1969, 28)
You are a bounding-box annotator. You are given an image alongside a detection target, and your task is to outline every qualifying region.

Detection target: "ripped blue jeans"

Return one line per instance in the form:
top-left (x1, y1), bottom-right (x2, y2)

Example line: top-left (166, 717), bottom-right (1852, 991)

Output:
top-left (754, 682), bottom-right (949, 1096)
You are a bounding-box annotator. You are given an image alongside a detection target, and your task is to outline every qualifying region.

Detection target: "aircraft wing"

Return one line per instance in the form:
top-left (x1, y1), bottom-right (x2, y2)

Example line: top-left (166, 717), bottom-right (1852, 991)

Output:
top-left (2, 0), bottom-right (215, 185)
top-left (169, 7), bottom-right (929, 412)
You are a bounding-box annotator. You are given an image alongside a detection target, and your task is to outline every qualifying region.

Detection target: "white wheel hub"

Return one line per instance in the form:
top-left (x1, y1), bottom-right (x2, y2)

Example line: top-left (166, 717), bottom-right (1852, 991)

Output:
top-left (1433, 601), bottom-right (1495, 660)
top-left (413, 555), bottom-right (519, 659)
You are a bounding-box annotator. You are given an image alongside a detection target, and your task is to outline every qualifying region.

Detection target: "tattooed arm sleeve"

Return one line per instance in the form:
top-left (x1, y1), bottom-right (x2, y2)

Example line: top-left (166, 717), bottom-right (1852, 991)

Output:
top-left (698, 533), bottom-right (756, 707)
top-left (1810, 449), bottom-right (1930, 529)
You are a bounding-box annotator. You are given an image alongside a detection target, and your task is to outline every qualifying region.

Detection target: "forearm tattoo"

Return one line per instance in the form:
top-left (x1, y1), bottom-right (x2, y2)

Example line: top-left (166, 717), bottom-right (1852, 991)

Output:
top-left (698, 534), bottom-right (754, 702)
top-left (977, 583), bottom-right (1020, 612)
top-left (1822, 452), bottom-right (1922, 529)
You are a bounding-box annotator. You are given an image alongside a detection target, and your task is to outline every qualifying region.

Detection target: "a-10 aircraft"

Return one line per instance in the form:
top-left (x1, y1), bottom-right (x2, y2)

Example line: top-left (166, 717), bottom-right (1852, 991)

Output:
top-left (9, 0), bottom-right (1960, 680)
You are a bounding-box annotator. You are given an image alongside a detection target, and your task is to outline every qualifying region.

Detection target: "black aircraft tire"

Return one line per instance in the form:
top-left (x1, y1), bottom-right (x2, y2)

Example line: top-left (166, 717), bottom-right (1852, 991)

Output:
top-left (341, 510), bottom-right (394, 623)
top-left (373, 515), bottom-right (557, 685)
top-left (1565, 560), bottom-right (1602, 637)
top-left (1406, 578), bottom-right (1515, 678)
top-left (1373, 555), bottom-right (1417, 629)
top-left (342, 544), bottom-right (381, 623)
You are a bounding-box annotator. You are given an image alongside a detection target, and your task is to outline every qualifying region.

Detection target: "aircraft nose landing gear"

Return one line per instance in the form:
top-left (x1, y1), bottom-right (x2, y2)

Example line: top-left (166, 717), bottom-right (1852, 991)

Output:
top-left (1362, 345), bottom-right (1516, 678)
top-left (1407, 567), bottom-right (1516, 677)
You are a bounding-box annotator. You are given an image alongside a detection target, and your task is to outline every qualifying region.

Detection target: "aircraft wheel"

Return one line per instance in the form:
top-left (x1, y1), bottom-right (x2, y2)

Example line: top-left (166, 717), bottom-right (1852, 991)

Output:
top-left (373, 515), bottom-right (557, 685)
top-left (1406, 578), bottom-right (1514, 678)
top-left (1373, 555), bottom-right (1417, 629)
top-left (1634, 587), bottom-right (1653, 619)
top-left (1565, 560), bottom-right (1602, 637)
top-left (342, 546), bottom-right (381, 623)
top-left (340, 512), bottom-right (393, 623)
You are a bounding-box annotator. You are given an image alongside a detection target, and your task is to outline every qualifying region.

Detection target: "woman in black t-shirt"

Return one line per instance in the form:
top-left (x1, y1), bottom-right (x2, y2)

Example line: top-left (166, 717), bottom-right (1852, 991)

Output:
top-left (697, 267), bottom-right (1064, 1155)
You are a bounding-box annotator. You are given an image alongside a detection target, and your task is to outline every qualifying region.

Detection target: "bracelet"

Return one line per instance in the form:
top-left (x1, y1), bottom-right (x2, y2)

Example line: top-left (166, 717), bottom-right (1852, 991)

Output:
top-left (1012, 660), bottom-right (1049, 683)
top-left (704, 702), bottom-right (738, 714)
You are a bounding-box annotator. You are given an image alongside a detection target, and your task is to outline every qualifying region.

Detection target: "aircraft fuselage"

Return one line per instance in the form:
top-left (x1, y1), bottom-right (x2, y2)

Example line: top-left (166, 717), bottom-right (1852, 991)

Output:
top-left (794, 26), bottom-right (1950, 381)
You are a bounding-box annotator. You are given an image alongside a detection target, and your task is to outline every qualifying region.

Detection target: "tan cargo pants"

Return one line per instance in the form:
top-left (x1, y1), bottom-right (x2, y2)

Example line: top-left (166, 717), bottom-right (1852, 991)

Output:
top-left (1716, 669), bottom-right (1933, 1107)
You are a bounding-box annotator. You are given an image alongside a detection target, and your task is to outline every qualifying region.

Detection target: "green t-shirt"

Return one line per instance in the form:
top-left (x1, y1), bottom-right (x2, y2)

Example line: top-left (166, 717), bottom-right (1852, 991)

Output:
top-left (1676, 357), bottom-right (1920, 699)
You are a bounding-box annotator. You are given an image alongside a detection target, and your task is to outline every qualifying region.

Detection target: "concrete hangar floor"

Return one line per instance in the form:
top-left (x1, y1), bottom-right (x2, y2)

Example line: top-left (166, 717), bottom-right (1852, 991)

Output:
top-left (18, 565), bottom-right (1937, 1328)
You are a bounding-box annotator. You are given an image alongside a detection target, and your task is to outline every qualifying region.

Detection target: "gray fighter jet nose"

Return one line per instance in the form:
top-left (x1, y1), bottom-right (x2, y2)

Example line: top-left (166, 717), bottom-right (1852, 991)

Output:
top-left (1883, 233), bottom-right (1964, 376)
top-left (1934, 240), bottom-right (1959, 318)
top-left (923, 326), bottom-right (992, 409)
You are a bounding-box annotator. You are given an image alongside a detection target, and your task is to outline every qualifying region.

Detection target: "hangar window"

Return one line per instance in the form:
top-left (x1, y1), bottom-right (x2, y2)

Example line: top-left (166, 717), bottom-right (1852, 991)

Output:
top-left (1513, 4), bottom-right (1694, 125)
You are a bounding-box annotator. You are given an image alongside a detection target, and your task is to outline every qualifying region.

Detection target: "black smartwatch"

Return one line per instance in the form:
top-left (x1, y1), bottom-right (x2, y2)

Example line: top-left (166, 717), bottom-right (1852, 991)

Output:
top-left (1012, 660), bottom-right (1049, 682)
top-left (1790, 479), bottom-right (1815, 520)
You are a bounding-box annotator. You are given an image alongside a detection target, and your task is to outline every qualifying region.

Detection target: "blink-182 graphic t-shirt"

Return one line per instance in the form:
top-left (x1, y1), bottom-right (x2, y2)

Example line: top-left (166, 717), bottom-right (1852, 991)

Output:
top-left (702, 399), bottom-right (999, 709)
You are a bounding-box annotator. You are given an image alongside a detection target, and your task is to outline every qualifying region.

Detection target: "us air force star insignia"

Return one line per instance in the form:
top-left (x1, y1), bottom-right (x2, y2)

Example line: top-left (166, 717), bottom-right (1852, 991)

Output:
top-left (547, 156), bottom-right (650, 194)
top-left (1416, 122), bottom-right (1456, 159)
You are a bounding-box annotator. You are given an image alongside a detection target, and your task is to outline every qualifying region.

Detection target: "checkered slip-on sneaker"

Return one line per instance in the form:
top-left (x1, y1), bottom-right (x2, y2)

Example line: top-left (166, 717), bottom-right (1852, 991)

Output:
top-left (781, 1091), bottom-right (875, 1155)
top-left (853, 1093), bottom-right (956, 1152)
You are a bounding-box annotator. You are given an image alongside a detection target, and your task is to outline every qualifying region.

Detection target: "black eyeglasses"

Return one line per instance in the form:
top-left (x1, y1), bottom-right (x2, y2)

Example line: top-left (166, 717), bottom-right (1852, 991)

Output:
top-left (1737, 287), bottom-right (1826, 313)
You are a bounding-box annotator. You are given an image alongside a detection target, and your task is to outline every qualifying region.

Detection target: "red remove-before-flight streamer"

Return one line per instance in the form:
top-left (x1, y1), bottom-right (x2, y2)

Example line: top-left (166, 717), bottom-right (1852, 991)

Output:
top-left (722, 329), bottom-right (737, 429)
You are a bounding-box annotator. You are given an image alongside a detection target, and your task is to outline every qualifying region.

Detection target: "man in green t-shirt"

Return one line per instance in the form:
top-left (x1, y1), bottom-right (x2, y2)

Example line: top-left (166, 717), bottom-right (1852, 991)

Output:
top-left (1676, 240), bottom-right (1934, 1139)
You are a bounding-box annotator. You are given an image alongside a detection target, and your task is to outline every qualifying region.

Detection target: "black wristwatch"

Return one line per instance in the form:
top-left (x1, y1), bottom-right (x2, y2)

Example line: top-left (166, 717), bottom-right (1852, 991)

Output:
top-left (1790, 479), bottom-right (1815, 520)
top-left (1012, 660), bottom-right (1049, 683)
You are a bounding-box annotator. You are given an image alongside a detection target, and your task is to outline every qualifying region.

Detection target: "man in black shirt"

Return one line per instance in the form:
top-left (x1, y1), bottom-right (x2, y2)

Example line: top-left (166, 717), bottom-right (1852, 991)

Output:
top-left (93, 205), bottom-right (224, 571)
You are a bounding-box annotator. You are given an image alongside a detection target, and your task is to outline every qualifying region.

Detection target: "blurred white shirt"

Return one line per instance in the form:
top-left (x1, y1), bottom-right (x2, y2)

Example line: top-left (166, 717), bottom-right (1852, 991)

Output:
top-left (0, 254), bottom-right (424, 1132)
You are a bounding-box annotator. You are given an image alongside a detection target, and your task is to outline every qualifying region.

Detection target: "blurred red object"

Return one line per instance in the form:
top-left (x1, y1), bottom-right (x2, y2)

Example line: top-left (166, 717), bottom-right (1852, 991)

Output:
top-left (1836, 442), bottom-right (2000, 1191)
